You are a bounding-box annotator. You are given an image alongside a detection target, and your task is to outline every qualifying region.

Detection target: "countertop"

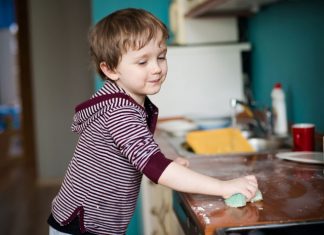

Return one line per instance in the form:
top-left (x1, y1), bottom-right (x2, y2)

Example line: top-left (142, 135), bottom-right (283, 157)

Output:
top-left (155, 130), bottom-right (324, 235)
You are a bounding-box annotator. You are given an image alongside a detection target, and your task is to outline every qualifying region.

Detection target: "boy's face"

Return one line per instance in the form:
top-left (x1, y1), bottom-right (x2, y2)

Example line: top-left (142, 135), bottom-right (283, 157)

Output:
top-left (103, 32), bottom-right (168, 106)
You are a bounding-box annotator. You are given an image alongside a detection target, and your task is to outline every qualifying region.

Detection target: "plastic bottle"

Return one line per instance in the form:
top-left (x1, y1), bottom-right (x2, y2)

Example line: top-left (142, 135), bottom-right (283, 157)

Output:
top-left (271, 83), bottom-right (288, 136)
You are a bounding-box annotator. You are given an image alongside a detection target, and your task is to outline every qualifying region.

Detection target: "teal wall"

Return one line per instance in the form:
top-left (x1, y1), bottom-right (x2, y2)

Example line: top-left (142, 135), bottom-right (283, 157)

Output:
top-left (247, 0), bottom-right (324, 132)
top-left (91, 1), bottom-right (171, 234)
top-left (92, 0), bottom-right (171, 91)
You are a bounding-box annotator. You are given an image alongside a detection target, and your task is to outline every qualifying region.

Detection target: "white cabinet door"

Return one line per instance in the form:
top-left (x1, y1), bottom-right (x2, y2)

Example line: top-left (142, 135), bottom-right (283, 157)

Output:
top-left (150, 44), bottom-right (250, 119)
top-left (141, 177), bottom-right (185, 235)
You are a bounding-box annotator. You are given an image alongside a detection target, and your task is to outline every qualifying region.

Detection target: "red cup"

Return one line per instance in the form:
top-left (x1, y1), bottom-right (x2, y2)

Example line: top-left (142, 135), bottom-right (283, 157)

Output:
top-left (292, 123), bottom-right (315, 151)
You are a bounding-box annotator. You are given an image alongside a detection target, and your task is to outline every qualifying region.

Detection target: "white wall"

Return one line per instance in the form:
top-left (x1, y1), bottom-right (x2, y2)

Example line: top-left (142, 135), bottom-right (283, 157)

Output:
top-left (29, 0), bottom-right (93, 181)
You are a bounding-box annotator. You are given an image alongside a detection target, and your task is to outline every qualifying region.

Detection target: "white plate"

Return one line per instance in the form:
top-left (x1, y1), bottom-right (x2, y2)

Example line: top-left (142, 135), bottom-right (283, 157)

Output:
top-left (195, 119), bottom-right (231, 130)
top-left (157, 120), bottom-right (198, 136)
top-left (276, 151), bottom-right (324, 164)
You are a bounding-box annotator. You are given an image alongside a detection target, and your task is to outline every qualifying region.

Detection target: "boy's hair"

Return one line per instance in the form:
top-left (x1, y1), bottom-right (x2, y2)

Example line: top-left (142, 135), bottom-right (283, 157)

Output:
top-left (89, 8), bottom-right (169, 79)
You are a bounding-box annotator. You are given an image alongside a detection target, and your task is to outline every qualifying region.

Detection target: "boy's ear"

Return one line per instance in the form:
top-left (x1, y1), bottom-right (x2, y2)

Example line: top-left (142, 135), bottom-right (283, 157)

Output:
top-left (99, 62), bottom-right (119, 81)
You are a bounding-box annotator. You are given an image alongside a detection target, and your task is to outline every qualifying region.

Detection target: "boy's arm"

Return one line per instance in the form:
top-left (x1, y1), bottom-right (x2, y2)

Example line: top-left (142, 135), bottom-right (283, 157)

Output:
top-left (158, 161), bottom-right (258, 201)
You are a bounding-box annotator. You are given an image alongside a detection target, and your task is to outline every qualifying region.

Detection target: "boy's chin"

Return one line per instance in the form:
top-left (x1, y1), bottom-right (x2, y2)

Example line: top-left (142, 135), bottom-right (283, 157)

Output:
top-left (147, 87), bottom-right (162, 95)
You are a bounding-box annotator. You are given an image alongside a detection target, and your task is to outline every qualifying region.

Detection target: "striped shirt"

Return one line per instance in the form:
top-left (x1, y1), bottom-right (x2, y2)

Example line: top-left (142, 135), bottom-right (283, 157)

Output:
top-left (50, 81), bottom-right (172, 234)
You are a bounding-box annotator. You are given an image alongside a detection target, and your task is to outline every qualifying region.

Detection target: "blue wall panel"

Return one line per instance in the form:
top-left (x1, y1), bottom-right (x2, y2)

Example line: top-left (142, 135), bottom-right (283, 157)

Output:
top-left (248, 0), bottom-right (324, 132)
top-left (0, 0), bottom-right (15, 29)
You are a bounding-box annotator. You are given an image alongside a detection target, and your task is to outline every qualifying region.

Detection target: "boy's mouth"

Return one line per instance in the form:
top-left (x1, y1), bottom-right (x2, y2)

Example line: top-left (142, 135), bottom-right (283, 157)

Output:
top-left (148, 78), bottom-right (162, 84)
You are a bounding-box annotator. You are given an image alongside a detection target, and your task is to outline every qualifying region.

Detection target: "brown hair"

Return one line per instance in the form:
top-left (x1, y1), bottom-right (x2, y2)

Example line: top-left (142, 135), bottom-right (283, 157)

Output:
top-left (89, 8), bottom-right (169, 79)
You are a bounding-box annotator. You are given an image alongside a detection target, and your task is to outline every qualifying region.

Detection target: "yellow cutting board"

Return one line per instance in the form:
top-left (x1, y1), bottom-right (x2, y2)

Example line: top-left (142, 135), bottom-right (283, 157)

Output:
top-left (186, 128), bottom-right (255, 155)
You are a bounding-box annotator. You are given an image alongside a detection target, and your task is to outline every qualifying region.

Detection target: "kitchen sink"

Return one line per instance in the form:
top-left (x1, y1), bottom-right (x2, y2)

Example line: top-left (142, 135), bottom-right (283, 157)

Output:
top-left (169, 135), bottom-right (292, 158)
top-left (248, 137), bottom-right (285, 152)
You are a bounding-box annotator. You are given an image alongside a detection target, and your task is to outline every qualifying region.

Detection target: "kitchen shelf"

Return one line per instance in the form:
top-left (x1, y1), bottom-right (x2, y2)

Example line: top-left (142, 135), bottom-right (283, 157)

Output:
top-left (185, 0), bottom-right (281, 18)
top-left (169, 42), bottom-right (251, 51)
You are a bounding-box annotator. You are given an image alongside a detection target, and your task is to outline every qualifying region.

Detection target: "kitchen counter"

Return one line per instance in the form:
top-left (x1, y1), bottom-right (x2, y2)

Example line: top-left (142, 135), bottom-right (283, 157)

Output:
top-left (155, 130), bottom-right (324, 235)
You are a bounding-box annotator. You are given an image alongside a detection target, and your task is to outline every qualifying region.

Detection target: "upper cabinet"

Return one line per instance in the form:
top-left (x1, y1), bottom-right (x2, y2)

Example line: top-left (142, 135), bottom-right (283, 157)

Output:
top-left (185, 0), bottom-right (282, 18)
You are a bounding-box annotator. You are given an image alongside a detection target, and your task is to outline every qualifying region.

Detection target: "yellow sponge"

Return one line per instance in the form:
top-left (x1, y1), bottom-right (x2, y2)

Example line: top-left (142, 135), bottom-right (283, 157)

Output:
top-left (186, 128), bottom-right (254, 155)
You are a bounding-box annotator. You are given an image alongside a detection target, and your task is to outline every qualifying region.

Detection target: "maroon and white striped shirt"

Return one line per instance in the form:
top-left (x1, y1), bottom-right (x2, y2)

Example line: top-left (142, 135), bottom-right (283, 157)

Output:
top-left (51, 81), bottom-right (172, 234)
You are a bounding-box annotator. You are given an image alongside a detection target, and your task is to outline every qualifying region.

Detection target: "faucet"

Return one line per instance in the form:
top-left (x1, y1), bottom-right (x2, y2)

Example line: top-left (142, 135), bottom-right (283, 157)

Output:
top-left (230, 98), bottom-right (273, 138)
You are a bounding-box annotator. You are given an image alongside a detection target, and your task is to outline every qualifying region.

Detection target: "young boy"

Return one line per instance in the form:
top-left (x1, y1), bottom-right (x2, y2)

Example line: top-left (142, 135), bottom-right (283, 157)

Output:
top-left (48, 8), bottom-right (258, 235)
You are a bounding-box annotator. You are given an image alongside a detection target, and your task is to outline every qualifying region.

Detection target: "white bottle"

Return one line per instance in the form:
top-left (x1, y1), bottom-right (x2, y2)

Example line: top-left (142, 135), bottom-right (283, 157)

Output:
top-left (271, 83), bottom-right (288, 136)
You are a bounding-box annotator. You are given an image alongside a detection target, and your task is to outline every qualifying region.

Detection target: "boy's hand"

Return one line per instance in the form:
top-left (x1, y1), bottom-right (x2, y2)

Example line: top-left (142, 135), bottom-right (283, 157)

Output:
top-left (221, 175), bottom-right (258, 201)
top-left (174, 157), bottom-right (189, 167)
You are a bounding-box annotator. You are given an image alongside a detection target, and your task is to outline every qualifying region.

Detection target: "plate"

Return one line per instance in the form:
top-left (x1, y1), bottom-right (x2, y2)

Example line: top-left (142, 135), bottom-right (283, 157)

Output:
top-left (276, 151), bottom-right (324, 164)
top-left (195, 118), bottom-right (231, 130)
top-left (157, 120), bottom-right (198, 136)
top-left (185, 115), bottom-right (231, 130)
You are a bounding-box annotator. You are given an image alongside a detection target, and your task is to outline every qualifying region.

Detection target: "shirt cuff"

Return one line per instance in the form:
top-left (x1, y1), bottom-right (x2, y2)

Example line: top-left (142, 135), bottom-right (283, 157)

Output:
top-left (142, 152), bottom-right (172, 184)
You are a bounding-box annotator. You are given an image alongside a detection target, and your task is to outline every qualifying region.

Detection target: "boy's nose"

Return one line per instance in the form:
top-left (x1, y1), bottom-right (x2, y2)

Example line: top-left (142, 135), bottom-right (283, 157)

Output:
top-left (151, 61), bottom-right (162, 74)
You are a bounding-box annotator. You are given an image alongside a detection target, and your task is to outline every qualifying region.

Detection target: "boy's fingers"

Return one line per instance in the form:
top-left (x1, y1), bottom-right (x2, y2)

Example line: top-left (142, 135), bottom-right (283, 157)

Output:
top-left (245, 175), bottom-right (258, 187)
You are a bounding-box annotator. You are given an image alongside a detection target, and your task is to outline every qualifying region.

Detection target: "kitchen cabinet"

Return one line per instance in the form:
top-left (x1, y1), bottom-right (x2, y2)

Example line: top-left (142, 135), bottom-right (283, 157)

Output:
top-left (141, 177), bottom-right (185, 235)
top-left (172, 153), bottom-right (324, 235)
top-left (153, 129), bottom-right (324, 235)
top-left (185, 0), bottom-right (282, 18)
top-left (151, 44), bottom-right (250, 118)
top-left (141, 130), bottom-right (185, 235)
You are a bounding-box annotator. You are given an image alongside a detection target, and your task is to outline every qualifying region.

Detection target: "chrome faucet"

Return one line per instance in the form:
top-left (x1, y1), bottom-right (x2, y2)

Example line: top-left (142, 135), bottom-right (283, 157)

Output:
top-left (230, 98), bottom-right (273, 138)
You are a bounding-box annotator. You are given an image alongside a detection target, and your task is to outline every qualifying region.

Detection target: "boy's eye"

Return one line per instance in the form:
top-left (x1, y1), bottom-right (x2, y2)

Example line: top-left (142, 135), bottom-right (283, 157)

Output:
top-left (158, 56), bottom-right (166, 60)
top-left (138, 61), bottom-right (147, 65)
